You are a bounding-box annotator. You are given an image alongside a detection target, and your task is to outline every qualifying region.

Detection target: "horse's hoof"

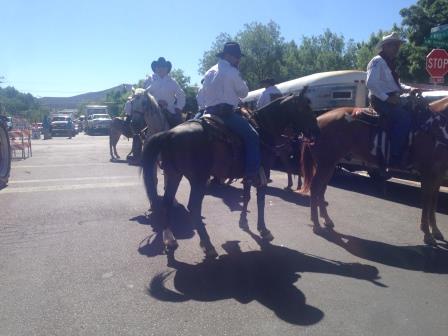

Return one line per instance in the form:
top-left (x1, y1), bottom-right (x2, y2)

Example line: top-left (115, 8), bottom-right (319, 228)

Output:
top-left (324, 220), bottom-right (335, 229)
top-left (259, 229), bottom-right (274, 242)
top-left (424, 234), bottom-right (437, 246)
top-left (204, 246), bottom-right (218, 259)
top-left (432, 229), bottom-right (445, 241)
top-left (313, 225), bottom-right (324, 235)
top-left (164, 240), bottom-right (179, 252)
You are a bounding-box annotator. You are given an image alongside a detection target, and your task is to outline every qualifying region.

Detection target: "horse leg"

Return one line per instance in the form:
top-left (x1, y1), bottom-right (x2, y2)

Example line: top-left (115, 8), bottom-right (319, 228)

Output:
top-left (239, 181), bottom-right (251, 229)
top-left (189, 180), bottom-right (218, 258)
top-left (310, 163), bottom-right (333, 234)
top-left (279, 152), bottom-right (293, 189)
top-left (318, 169), bottom-right (336, 229)
top-left (256, 185), bottom-right (274, 241)
top-left (161, 172), bottom-right (182, 252)
top-left (420, 173), bottom-right (437, 246)
top-left (429, 178), bottom-right (444, 241)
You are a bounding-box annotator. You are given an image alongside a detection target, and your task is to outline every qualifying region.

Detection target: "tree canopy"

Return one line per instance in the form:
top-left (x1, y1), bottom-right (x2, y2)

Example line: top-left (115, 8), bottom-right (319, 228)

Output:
top-left (3, 0), bottom-right (448, 120)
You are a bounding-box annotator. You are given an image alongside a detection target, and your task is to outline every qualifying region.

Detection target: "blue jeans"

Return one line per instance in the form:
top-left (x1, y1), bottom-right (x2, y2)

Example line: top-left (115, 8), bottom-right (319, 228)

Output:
top-left (371, 97), bottom-right (412, 158)
top-left (223, 112), bottom-right (260, 176)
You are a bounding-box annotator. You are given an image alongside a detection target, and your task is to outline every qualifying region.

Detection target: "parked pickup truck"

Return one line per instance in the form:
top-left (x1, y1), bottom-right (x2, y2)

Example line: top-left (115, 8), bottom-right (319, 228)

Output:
top-left (50, 115), bottom-right (75, 137)
top-left (85, 113), bottom-right (112, 135)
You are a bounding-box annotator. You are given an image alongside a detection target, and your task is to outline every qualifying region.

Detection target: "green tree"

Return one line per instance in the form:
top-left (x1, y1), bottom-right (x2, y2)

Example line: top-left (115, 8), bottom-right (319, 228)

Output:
top-left (236, 21), bottom-right (286, 89)
top-left (399, 0), bottom-right (448, 81)
top-left (103, 86), bottom-right (129, 117)
top-left (170, 68), bottom-right (198, 113)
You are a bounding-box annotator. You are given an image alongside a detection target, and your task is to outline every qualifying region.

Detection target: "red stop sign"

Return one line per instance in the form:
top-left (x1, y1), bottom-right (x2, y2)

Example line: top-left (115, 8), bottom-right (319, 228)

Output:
top-left (426, 49), bottom-right (448, 77)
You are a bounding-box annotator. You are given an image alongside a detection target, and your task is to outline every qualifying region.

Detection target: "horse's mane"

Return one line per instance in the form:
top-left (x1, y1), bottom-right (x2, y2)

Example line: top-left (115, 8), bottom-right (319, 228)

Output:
top-left (429, 96), bottom-right (448, 115)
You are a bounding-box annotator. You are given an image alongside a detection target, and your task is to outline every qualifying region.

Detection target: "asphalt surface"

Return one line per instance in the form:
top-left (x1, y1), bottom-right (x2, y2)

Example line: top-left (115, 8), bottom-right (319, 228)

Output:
top-left (1, 133), bottom-right (448, 336)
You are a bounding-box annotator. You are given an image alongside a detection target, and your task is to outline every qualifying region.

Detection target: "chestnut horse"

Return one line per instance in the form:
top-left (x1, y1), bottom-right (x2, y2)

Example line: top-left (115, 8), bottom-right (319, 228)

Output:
top-left (300, 94), bottom-right (448, 246)
top-left (141, 90), bottom-right (319, 258)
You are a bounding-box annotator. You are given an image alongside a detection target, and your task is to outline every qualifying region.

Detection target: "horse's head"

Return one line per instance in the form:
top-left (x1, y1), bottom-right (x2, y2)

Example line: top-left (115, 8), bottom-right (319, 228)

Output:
top-left (129, 88), bottom-right (151, 114)
top-left (128, 88), bottom-right (169, 133)
top-left (278, 87), bottom-right (320, 142)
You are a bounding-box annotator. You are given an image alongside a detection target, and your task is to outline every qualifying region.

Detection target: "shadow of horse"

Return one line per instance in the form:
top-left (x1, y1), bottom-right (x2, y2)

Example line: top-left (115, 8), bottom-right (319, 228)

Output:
top-left (329, 170), bottom-right (448, 215)
top-left (148, 237), bottom-right (383, 326)
top-left (205, 182), bottom-right (245, 212)
top-left (131, 204), bottom-right (195, 257)
top-left (205, 181), bottom-right (309, 213)
top-left (317, 228), bottom-right (448, 273)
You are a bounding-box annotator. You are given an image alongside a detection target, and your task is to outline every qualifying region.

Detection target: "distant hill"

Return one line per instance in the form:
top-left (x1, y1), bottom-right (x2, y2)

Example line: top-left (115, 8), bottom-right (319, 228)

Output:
top-left (38, 84), bottom-right (133, 110)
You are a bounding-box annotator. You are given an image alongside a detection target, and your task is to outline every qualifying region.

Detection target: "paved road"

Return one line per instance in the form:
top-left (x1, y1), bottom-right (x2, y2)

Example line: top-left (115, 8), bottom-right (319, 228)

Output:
top-left (1, 134), bottom-right (448, 336)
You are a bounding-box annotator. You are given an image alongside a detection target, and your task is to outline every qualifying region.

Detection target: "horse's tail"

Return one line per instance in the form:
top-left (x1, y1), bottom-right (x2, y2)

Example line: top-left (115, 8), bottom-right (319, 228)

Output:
top-left (299, 143), bottom-right (316, 193)
top-left (141, 131), bottom-right (169, 205)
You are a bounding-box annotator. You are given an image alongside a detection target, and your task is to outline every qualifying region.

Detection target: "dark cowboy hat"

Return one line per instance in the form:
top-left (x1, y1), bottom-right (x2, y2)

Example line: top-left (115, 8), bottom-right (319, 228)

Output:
top-left (216, 42), bottom-right (245, 58)
top-left (260, 78), bottom-right (276, 86)
top-left (151, 57), bottom-right (172, 73)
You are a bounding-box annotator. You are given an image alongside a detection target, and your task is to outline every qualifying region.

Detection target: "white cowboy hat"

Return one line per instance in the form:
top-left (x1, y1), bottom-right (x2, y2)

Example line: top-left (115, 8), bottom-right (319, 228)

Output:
top-left (376, 32), bottom-right (404, 50)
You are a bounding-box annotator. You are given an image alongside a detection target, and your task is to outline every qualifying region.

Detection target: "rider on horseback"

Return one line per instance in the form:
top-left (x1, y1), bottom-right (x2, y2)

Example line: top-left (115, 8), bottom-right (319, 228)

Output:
top-left (144, 57), bottom-right (186, 128)
top-left (366, 32), bottom-right (419, 169)
top-left (201, 42), bottom-right (261, 184)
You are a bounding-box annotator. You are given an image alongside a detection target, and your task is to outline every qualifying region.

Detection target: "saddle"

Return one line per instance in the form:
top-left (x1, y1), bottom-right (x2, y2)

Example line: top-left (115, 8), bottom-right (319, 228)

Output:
top-left (199, 114), bottom-right (243, 151)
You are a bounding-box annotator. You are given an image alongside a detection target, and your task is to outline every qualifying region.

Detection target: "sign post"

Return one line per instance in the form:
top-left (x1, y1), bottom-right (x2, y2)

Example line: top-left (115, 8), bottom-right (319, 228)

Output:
top-left (426, 49), bottom-right (448, 84)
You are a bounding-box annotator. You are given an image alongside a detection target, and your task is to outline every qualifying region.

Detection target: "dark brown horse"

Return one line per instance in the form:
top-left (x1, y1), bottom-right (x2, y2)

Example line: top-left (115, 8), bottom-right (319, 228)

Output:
top-left (141, 90), bottom-right (319, 258)
top-left (300, 94), bottom-right (448, 246)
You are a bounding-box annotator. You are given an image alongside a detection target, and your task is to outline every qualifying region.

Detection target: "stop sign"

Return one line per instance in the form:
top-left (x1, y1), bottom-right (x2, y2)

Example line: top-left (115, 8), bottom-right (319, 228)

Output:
top-left (426, 49), bottom-right (448, 77)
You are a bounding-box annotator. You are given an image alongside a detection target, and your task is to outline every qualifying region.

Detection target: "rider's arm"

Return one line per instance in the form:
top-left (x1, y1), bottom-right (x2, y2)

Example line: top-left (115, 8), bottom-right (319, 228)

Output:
top-left (366, 58), bottom-right (389, 102)
top-left (257, 91), bottom-right (269, 109)
top-left (232, 71), bottom-right (249, 99)
top-left (173, 80), bottom-right (186, 111)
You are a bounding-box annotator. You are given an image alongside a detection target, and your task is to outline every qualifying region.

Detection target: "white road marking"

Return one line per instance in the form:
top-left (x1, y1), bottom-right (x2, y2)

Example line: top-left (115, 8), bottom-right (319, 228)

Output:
top-left (0, 181), bottom-right (141, 194)
top-left (8, 175), bottom-right (138, 184)
top-left (12, 163), bottom-right (114, 168)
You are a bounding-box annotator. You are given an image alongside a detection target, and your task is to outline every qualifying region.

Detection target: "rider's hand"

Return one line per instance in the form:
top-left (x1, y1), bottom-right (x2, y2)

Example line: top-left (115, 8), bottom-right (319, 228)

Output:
top-left (386, 95), bottom-right (400, 105)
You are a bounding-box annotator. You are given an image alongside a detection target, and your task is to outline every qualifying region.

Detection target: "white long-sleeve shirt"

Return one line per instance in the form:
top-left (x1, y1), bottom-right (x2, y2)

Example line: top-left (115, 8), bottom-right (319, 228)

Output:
top-left (256, 85), bottom-right (282, 109)
top-left (202, 59), bottom-right (249, 108)
top-left (196, 86), bottom-right (205, 110)
top-left (144, 74), bottom-right (186, 114)
top-left (366, 55), bottom-right (411, 102)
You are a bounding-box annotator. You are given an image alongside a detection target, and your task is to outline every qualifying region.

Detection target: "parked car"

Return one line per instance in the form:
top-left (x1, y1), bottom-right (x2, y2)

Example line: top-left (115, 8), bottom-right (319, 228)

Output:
top-left (85, 113), bottom-right (112, 135)
top-left (50, 115), bottom-right (76, 137)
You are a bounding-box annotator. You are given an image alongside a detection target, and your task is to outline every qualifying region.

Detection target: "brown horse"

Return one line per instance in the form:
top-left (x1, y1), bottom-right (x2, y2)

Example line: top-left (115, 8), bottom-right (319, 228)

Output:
top-left (141, 90), bottom-right (319, 258)
top-left (109, 117), bottom-right (133, 161)
top-left (300, 94), bottom-right (448, 246)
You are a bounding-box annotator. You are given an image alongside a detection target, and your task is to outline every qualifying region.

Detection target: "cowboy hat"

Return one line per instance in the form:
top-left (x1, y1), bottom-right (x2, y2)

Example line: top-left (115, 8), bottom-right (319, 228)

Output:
top-left (151, 57), bottom-right (172, 73)
top-left (376, 32), bottom-right (404, 50)
top-left (216, 42), bottom-right (245, 58)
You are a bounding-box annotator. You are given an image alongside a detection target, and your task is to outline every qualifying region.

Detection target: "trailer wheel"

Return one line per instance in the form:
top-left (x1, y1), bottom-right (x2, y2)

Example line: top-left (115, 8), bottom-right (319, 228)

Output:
top-left (0, 121), bottom-right (11, 189)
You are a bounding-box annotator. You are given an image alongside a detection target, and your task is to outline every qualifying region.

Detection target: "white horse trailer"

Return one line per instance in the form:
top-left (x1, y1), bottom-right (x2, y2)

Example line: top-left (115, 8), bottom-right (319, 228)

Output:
top-left (243, 70), bottom-right (368, 114)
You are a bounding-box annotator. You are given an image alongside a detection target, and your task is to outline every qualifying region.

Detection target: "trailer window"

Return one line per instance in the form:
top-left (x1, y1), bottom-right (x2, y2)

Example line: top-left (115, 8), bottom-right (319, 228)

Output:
top-left (332, 91), bottom-right (352, 100)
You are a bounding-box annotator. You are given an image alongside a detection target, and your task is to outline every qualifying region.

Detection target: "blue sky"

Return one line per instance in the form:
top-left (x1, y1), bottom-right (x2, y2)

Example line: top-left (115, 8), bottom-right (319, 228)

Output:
top-left (0, 0), bottom-right (416, 97)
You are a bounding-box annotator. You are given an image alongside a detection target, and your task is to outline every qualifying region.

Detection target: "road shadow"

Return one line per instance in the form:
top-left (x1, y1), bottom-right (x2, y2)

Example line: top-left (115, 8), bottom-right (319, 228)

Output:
top-left (109, 158), bottom-right (129, 164)
top-left (149, 238), bottom-right (383, 326)
top-left (205, 182), bottom-right (245, 212)
top-left (205, 181), bottom-right (309, 211)
top-left (131, 204), bottom-right (195, 257)
top-left (329, 171), bottom-right (448, 214)
top-left (317, 228), bottom-right (448, 273)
